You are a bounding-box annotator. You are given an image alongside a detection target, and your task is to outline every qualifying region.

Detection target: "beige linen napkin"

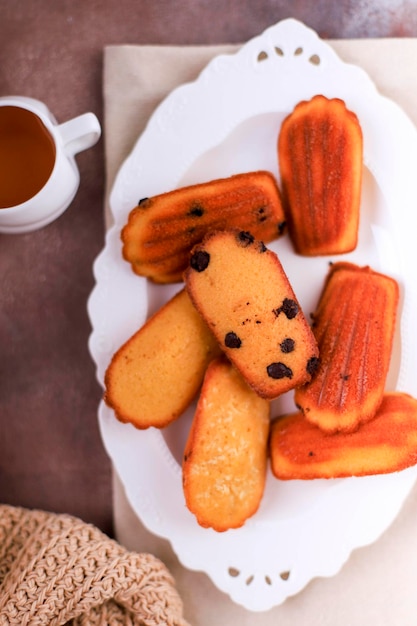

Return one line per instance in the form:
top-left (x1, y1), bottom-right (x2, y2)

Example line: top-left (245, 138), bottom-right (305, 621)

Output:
top-left (103, 41), bottom-right (417, 625)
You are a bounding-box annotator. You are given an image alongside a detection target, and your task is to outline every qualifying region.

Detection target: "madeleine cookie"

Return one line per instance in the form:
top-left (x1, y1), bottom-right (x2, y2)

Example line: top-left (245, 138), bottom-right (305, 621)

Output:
top-left (183, 356), bottom-right (270, 531)
top-left (295, 262), bottom-right (399, 433)
top-left (270, 392), bottom-right (417, 479)
top-left (104, 289), bottom-right (220, 429)
top-left (122, 170), bottom-right (286, 283)
top-left (278, 95), bottom-right (363, 256)
top-left (184, 229), bottom-right (319, 399)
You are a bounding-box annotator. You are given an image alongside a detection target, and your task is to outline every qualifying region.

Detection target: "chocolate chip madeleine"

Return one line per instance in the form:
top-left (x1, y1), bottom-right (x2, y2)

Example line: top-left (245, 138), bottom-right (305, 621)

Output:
top-left (295, 262), bottom-right (399, 433)
top-left (270, 392), bottom-right (417, 479)
top-left (184, 229), bottom-right (319, 400)
top-left (122, 170), bottom-right (286, 283)
top-left (278, 95), bottom-right (363, 256)
top-left (183, 356), bottom-right (270, 531)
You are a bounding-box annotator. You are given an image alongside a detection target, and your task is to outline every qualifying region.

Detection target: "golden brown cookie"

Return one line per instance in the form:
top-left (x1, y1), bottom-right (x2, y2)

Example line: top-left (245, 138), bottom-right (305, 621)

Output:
top-left (184, 229), bottom-right (319, 399)
top-left (270, 392), bottom-right (417, 479)
top-left (295, 262), bottom-right (399, 433)
top-left (122, 170), bottom-right (286, 283)
top-left (278, 95), bottom-right (363, 256)
top-left (183, 356), bottom-right (270, 531)
top-left (104, 288), bottom-right (220, 429)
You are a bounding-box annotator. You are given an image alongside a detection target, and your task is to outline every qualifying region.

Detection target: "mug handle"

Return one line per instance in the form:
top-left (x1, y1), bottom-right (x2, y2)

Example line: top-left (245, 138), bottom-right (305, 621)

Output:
top-left (58, 112), bottom-right (101, 156)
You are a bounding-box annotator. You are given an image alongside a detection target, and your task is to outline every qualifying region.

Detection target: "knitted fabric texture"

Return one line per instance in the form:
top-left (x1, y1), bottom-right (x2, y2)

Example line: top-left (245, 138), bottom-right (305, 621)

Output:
top-left (0, 505), bottom-right (190, 626)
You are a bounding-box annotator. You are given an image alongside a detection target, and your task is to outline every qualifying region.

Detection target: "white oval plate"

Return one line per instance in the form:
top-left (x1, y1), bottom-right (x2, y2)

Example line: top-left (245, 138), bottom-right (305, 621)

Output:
top-left (88, 18), bottom-right (417, 612)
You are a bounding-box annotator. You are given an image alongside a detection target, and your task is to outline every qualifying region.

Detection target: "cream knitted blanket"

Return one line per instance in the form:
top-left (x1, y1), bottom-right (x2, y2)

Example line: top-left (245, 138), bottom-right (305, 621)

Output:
top-left (0, 505), bottom-right (189, 626)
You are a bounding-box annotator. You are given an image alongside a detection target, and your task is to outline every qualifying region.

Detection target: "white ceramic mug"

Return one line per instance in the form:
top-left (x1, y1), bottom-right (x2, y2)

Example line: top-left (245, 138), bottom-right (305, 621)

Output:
top-left (0, 96), bottom-right (101, 234)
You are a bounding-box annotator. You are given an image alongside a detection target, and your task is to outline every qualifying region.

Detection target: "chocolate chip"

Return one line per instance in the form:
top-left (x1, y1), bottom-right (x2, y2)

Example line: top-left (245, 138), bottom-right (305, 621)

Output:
top-left (266, 362), bottom-right (293, 379)
top-left (138, 197), bottom-right (149, 206)
top-left (190, 250), bottom-right (210, 272)
top-left (258, 241), bottom-right (267, 253)
top-left (306, 356), bottom-right (320, 376)
top-left (273, 298), bottom-right (299, 319)
top-left (225, 331), bottom-right (242, 349)
top-left (188, 204), bottom-right (204, 217)
top-left (280, 338), bottom-right (295, 353)
top-left (258, 208), bottom-right (267, 223)
top-left (237, 231), bottom-right (254, 246)
top-left (278, 220), bottom-right (286, 234)
top-left (282, 299), bottom-right (299, 319)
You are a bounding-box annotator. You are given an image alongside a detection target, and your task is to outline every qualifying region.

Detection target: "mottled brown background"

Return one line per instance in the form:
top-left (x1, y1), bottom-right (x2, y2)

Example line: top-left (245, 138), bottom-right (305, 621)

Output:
top-left (1, 0), bottom-right (417, 537)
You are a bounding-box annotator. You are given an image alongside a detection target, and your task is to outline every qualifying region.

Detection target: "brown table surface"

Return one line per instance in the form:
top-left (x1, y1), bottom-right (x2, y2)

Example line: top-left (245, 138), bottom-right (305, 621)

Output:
top-left (2, 1), bottom-right (417, 538)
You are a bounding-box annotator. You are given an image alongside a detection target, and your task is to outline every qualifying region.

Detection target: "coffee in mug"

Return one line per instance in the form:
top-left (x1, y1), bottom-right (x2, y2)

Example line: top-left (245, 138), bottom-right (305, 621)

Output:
top-left (0, 106), bottom-right (56, 208)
